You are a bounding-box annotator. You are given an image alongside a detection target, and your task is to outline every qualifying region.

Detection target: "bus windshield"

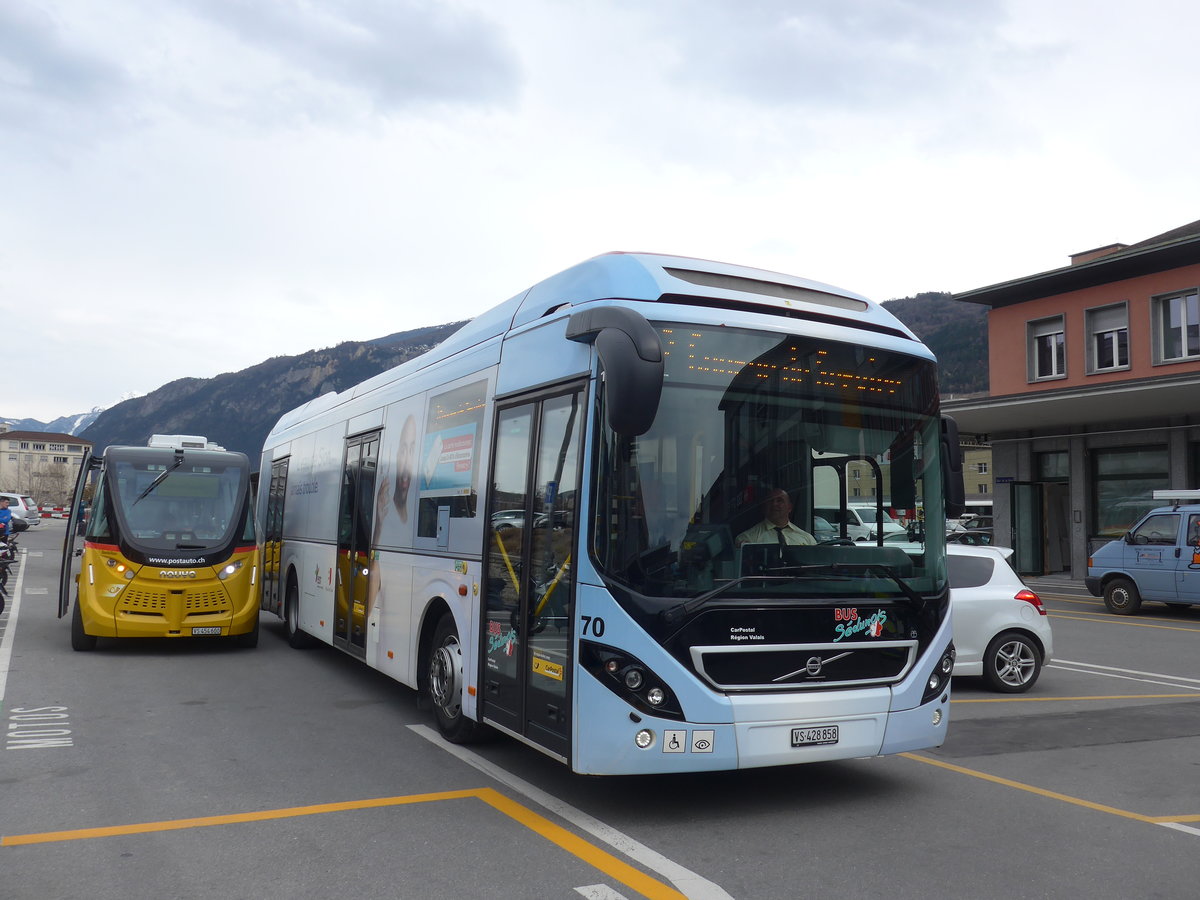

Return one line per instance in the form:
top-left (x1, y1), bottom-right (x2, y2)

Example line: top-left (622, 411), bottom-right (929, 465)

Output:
top-left (104, 453), bottom-right (252, 553)
top-left (593, 323), bottom-right (946, 603)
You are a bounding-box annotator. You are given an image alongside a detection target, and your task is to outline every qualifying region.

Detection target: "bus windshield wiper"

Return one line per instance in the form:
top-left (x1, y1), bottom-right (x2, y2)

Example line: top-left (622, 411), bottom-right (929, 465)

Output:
top-left (817, 562), bottom-right (926, 611)
top-left (131, 451), bottom-right (184, 507)
top-left (660, 563), bottom-right (925, 626)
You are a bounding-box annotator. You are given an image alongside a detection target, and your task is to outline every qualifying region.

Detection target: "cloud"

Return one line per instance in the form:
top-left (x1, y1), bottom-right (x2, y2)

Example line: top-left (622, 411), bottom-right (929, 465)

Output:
top-left (180, 0), bottom-right (521, 118)
top-left (0, 3), bottom-right (131, 143)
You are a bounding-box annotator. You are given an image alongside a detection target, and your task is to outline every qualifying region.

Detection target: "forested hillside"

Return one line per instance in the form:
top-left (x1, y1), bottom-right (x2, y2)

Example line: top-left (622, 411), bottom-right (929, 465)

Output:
top-left (882, 291), bottom-right (988, 395)
top-left (79, 323), bottom-right (465, 457)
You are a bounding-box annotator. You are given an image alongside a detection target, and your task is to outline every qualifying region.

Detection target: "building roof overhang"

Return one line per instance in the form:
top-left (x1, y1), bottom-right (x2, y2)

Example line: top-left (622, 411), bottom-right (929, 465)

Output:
top-left (956, 229), bottom-right (1200, 309)
top-left (941, 372), bottom-right (1200, 439)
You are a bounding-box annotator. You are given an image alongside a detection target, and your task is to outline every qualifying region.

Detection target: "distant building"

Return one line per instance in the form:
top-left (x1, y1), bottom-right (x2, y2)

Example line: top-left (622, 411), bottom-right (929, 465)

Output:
top-left (943, 219), bottom-right (1200, 576)
top-left (0, 423), bottom-right (92, 505)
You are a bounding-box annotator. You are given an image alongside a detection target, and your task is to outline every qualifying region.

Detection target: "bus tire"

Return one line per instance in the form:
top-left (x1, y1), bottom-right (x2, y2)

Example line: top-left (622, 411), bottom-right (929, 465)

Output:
top-left (285, 582), bottom-right (315, 649)
top-left (71, 596), bottom-right (97, 652)
top-left (233, 613), bottom-right (259, 649)
top-left (428, 612), bottom-right (481, 744)
top-left (1104, 577), bottom-right (1142, 615)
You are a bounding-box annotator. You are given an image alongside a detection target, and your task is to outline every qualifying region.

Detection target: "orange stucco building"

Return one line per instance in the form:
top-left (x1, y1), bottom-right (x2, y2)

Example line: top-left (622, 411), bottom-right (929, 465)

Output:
top-left (943, 220), bottom-right (1200, 577)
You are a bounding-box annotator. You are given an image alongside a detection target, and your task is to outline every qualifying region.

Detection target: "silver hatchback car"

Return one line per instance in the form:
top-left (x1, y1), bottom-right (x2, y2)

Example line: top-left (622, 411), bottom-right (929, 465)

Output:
top-left (0, 493), bottom-right (40, 531)
top-left (948, 544), bottom-right (1054, 692)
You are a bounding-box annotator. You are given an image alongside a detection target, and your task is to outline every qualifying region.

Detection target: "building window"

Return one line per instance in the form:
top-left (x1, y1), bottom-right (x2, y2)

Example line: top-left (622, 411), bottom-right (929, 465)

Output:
top-left (977, 461), bottom-right (989, 474)
top-left (53, 456), bottom-right (68, 463)
top-left (1028, 316), bottom-right (1066, 381)
top-left (1154, 289), bottom-right (1200, 363)
top-left (1091, 446), bottom-right (1167, 538)
top-left (1086, 302), bottom-right (1130, 373)
top-left (1037, 451), bottom-right (1069, 482)
top-left (977, 483), bottom-right (988, 494)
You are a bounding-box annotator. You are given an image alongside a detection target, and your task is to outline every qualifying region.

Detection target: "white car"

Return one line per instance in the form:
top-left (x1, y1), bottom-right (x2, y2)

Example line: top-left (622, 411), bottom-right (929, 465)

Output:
top-left (948, 543), bottom-right (1053, 692)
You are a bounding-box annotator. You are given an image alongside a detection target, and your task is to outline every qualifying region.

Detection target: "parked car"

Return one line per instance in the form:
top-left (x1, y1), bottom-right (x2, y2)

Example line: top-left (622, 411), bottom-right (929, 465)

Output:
top-left (490, 509), bottom-right (526, 530)
top-left (1086, 499), bottom-right (1200, 614)
top-left (811, 515), bottom-right (838, 543)
top-left (947, 529), bottom-right (995, 546)
top-left (847, 505), bottom-right (906, 539)
top-left (948, 544), bottom-right (1053, 692)
top-left (951, 515), bottom-right (994, 532)
top-left (814, 505), bottom-right (904, 541)
top-left (0, 493), bottom-right (40, 532)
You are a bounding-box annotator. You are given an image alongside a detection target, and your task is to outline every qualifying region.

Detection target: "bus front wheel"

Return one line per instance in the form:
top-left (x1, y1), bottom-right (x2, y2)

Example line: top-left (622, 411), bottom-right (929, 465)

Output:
top-left (71, 596), bottom-right (97, 652)
top-left (428, 612), bottom-right (481, 744)
top-left (233, 613), bottom-right (259, 649)
top-left (1104, 577), bottom-right (1142, 615)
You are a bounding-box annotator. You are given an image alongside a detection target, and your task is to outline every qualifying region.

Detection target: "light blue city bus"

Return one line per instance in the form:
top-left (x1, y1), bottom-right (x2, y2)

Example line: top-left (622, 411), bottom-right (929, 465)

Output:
top-left (258, 252), bottom-right (965, 775)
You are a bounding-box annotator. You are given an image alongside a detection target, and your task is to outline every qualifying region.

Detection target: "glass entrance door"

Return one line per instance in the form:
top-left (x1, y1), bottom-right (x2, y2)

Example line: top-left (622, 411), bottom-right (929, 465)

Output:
top-left (335, 433), bottom-right (379, 657)
top-left (481, 387), bottom-right (583, 758)
top-left (1011, 481), bottom-right (1044, 576)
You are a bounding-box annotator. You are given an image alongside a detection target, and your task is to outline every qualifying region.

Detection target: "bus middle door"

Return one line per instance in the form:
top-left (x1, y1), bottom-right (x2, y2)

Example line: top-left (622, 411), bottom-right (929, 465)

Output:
top-left (335, 433), bottom-right (379, 658)
top-left (482, 388), bottom-right (583, 760)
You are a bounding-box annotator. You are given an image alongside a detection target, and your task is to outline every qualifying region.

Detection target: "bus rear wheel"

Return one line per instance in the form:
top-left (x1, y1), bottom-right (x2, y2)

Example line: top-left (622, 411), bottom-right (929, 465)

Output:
top-left (285, 582), bottom-right (315, 649)
top-left (428, 612), bottom-right (481, 744)
top-left (71, 596), bottom-right (97, 652)
top-left (1104, 577), bottom-right (1142, 615)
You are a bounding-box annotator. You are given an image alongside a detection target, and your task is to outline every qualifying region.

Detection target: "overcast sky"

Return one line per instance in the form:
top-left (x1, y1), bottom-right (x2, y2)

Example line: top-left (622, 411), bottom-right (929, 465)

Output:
top-left (4, 0), bottom-right (1199, 421)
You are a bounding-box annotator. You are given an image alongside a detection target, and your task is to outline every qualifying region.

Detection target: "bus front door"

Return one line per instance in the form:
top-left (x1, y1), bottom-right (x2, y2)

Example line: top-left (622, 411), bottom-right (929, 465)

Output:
top-left (482, 388), bottom-right (583, 760)
top-left (262, 458), bottom-right (289, 616)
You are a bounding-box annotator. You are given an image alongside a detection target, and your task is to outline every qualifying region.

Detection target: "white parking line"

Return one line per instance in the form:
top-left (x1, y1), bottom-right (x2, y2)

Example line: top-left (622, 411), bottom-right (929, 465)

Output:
top-left (410, 724), bottom-right (734, 900)
top-left (1160, 822), bottom-right (1200, 837)
top-left (0, 551), bottom-right (27, 704)
top-left (1049, 658), bottom-right (1200, 690)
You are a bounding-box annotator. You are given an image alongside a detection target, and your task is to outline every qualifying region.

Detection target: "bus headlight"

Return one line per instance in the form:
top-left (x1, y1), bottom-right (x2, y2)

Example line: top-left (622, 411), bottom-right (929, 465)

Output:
top-left (218, 560), bottom-right (244, 580)
top-left (579, 640), bottom-right (685, 721)
top-left (635, 729), bottom-right (655, 749)
top-left (922, 643), bottom-right (956, 705)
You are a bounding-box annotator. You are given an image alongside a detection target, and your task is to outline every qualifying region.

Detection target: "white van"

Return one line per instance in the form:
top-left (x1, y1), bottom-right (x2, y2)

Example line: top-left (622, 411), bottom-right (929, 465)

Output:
top-left (814, 505), bottom-right (905, 541)
top-left (0, 493), bottom-right (40, 531)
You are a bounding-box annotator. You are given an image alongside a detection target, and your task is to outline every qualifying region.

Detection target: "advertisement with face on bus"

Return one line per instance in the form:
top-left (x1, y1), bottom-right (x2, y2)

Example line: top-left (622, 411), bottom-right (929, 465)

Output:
top-left (59, 435), bottom-right (260, 650)
top-left (258, 252), bottom-right (964, 775)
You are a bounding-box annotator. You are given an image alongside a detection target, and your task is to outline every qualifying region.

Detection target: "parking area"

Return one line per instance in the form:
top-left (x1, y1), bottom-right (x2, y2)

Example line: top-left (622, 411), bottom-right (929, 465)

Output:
top-left (929, 573), bottom-right (1200, 836)
top-left (5, 523), bottom-right (1200, 898)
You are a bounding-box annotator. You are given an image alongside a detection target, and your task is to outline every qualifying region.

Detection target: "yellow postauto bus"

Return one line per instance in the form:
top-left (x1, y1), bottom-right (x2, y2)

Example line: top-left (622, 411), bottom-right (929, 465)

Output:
top-left (59, 435), bottom-right (259, 650)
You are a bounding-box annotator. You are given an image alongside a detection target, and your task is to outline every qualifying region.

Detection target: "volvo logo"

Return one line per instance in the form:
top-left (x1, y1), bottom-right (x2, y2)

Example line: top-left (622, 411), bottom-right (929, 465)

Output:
top-left (160, 570), bottom-right (197, 579)
top-left (775, 651), bottom-right (853, 683)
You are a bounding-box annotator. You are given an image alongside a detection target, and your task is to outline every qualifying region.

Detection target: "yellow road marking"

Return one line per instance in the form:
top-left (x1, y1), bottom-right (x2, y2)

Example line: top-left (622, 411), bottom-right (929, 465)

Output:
top-left (2, 787), bottom-right (686, 900)
top-left (903, 754), bottom-right (1200, 828)
top-left (952, 693), bottom-right (1200, 703)
top-left (901, 753), bottom-right (1156, 822)
top-left (1047, 613), bottom-right (1200, 633)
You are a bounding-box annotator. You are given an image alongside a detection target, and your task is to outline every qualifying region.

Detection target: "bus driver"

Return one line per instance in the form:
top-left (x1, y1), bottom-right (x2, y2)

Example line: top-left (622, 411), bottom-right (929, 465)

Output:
top-left (735, 488), bottom-right (816, 547)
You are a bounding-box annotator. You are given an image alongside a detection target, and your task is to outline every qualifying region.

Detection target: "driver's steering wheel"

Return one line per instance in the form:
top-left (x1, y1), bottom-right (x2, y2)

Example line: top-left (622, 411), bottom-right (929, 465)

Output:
top-left (818, 538), bottom-right (856, 547)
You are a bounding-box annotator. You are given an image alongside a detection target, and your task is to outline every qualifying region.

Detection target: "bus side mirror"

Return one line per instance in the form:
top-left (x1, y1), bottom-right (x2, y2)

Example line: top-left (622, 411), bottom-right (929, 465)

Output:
top-left (567, 307), bottom-right (664, 436)
top-left (941, 415), bottom-right (965, 520)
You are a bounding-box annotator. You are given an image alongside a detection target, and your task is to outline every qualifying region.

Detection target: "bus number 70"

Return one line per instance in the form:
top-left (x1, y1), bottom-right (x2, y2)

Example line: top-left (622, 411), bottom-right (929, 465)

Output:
top-left (580, 615), bottom-right (605, 637)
